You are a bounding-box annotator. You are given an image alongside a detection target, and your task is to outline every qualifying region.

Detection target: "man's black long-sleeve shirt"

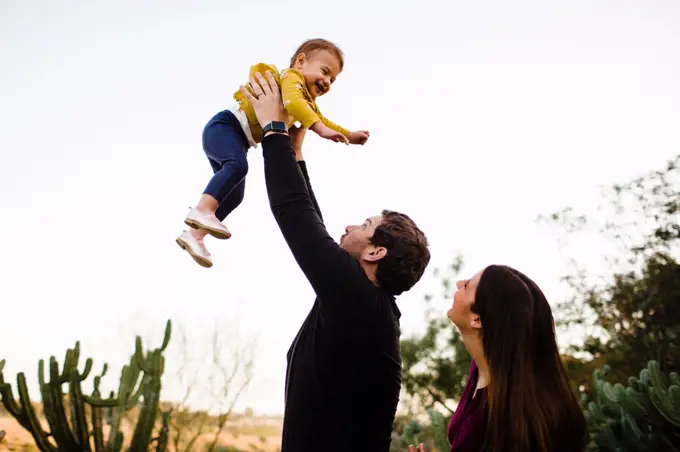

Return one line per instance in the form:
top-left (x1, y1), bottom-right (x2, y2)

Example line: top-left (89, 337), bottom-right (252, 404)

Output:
top-left (262, 134), bottom-right (402, 451)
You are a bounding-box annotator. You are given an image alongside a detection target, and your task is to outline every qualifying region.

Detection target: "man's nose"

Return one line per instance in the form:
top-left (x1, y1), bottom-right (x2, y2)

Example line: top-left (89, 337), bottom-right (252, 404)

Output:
top-left (456, 280), bottom-right (464, 289)
top-left (345, 225), bottom-right (355, 233)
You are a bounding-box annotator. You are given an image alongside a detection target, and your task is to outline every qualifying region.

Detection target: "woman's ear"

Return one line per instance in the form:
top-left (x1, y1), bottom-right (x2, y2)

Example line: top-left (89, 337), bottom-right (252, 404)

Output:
top-left (471, 313), bottom-right (482, 330)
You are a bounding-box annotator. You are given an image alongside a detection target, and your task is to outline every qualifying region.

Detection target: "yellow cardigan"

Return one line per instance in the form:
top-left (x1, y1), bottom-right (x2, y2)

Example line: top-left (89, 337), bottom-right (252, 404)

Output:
top-left (233, 63), bottom-right (350, 143)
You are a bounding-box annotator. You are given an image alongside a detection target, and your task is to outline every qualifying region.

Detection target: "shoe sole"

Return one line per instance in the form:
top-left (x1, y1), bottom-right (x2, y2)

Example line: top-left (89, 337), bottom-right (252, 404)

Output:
top-left (176, 237), bottom-right (213, 268)
top-left (184, 218), bottom-right (232, 240)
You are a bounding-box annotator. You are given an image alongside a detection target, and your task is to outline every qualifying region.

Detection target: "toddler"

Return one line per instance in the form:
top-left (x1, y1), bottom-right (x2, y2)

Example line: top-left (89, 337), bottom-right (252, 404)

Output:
top-left (176, 38), bottom-right (370, 268)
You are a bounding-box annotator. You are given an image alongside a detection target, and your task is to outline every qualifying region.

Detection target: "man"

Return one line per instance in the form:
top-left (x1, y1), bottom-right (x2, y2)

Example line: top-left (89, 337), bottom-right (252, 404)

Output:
top-left (240, 73), bottom-right (431, 451)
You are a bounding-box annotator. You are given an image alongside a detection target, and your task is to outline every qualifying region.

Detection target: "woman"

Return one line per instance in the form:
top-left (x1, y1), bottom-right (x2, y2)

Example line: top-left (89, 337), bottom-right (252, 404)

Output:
top-left (410, 265), bottom-right (588, 452)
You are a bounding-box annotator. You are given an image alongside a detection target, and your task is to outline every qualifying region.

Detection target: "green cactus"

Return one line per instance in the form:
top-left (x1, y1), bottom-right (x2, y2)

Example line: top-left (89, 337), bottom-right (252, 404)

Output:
top-left (403, 419), bottom-right (422, 446)
top-left (0, 320), bottom-right (172, 452)
top-left (584, 360), bottom-right (680, 451)
top-left (426, 409), bottom-right (451, 452)
top-left (390, 411), bottom-right (451, 452)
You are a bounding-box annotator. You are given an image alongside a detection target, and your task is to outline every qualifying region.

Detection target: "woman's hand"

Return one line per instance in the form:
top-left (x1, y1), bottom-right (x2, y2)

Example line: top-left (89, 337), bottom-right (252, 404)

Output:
top-left (408, 444), bottom-right (426, 452)
top-left (239, 71), bottom-right (290, 128)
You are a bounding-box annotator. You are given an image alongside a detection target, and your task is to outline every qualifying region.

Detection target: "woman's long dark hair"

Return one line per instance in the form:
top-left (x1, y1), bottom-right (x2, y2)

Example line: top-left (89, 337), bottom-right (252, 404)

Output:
top-left (473, 265), bottom-right (588, 452)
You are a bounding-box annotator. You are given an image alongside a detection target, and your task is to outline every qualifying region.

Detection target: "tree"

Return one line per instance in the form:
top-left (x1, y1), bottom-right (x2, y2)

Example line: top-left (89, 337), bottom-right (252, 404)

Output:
top-left (400, 254), bottom-right (471, 417)
top-left (542, 154), bottom-right (680, 389)
top-left (166, 321), bottom-right (255, 452)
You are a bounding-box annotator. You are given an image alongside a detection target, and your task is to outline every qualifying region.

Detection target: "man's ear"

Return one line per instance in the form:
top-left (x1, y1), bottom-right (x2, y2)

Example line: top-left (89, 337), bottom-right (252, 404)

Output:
top-left (363, 246), bottom-right (387, 263)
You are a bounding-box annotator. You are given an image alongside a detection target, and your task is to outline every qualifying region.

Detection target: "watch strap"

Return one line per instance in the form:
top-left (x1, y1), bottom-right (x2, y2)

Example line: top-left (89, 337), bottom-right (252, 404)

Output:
top-left (262, 121), bottom-right (288, 137)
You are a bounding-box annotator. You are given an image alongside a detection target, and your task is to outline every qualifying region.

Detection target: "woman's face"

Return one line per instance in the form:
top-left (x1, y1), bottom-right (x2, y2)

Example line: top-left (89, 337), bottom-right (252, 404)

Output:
top-left (448, 269), bottom-right (484, 330)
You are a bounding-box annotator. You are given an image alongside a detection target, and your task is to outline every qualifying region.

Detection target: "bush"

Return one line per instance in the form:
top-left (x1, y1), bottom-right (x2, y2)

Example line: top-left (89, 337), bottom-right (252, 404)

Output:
top-left (583, 360), bottom-right (680, 451)
top-left (391, 409), bottom-right (450, 452)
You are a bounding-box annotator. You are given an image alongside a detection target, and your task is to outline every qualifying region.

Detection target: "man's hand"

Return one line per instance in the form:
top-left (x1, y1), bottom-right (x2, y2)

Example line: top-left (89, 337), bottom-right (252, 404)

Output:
top-left (310, 122), bottom-right (349, 145)
top-left (348, 130), bottom-right (370, 145)
top-left (290, 125), bottom-right (307, 161)
top-left (408, 444), bottom-right (426, 452)
top-left (239, 71), bottom-right (290, 129)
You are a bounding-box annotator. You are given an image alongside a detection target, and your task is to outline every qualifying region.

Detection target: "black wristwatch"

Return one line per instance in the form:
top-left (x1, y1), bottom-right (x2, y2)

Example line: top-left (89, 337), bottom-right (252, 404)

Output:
top-left (262, 121), bottom-right (288, 137)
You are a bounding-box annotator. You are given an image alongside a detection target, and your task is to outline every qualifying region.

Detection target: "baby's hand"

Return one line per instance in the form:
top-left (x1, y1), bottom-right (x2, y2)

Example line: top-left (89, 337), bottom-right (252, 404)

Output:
top-left (311, 123), bottom-right (349, 145)
top-left (348, 130), bottom-right (370, 145)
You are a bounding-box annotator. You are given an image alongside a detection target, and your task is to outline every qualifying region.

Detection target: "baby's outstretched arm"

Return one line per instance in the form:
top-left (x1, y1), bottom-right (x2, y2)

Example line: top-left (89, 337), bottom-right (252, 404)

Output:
top-left (280, 70), bottom-right (351, 144)
top-left (315, 109), bottom-right (369, 146)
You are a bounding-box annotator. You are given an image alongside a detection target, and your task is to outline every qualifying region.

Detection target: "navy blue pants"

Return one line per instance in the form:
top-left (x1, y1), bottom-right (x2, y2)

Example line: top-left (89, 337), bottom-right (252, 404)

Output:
top-left (202, 110), bottom-right (249, 222)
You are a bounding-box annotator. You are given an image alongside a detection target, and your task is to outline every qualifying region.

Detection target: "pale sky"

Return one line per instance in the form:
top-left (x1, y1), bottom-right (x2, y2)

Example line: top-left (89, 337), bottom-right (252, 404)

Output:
top-left (1, 0), bottom-right (679, 416)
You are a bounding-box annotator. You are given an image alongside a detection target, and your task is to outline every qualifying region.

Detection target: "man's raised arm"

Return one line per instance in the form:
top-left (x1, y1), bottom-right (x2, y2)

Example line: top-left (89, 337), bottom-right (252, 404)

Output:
top-left (262, 133), bottom-right (371, 301)
top-left (238, 72), bottom-right (373, 304)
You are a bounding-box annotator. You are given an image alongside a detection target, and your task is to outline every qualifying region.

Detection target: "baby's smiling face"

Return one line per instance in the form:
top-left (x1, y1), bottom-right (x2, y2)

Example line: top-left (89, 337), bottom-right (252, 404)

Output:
top-left (293, 50), bottom-right (342, 99)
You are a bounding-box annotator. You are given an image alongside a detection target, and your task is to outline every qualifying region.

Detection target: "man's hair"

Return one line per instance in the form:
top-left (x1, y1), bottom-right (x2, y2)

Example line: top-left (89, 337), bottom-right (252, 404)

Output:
top-left (370, 210), bottom-right (430, 296)
top-left (289, 38), bottom-right (344, 70)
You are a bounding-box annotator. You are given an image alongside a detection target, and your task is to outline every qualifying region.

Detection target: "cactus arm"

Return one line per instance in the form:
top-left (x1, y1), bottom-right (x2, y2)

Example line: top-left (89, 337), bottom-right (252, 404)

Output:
top-left (130, 344), bottom-right (169, 452)
top-left (0, 366), bottom-right (33, 431)
top-left (0, 382), bottom-right (32, 430)
top-left (129, 352), bottom-right (163, 450)
top-left (84, 364), bottom-right (124, 408)
top-left (69, 374), bottom-right (92, 451)
top-left (16, 373), bottom-right (59, 452)
top-left (60, 347), bottom-right (75, 383)
top-left (669, 386), bottom-right (680, 416)
top-left (135, 338), bottom-right (151, 374)
top-left (130, 384), bottom-right (161, 451)
top-left (38, 360), bottom-right (79, 450)
top-left (91, 403), bottom-right (105, 452)
top-left (79, 358), bottom-right (93, 382)
top-left (104, 366), bottom-right (129, 450)
top-left (670, 372), bottom-right (680, 386)
top-left (84, 363), bottom-right (124, 408)
top-left (104, 360), bottom-right (144, 449)
top-left (160, 320), bottom-right (172, 351)
top-left (621, 387), bottom-right (647, 420)
top-left (648, 390), bottom-right (680, 427)
top-left (648, 362), bottom-right (667, 389)
top-left (647, 361), bottom-right (680, 428)
top-left (121, 367), bottom-right (147, 410)
top-left (84, 394), bottom-right (123, 407)
top-left (89, 365), bottom-right (108, 452)
top-left (620, 408), bottom-right (651, 451)
top-left (48, 357), bottom-right (81, 449)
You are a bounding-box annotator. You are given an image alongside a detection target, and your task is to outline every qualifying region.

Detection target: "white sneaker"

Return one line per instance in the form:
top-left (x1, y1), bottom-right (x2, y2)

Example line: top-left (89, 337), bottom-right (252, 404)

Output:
top-left (176, 231), bottom-right (213, 268)
top-left (184, 208), bottom-right (232, 240)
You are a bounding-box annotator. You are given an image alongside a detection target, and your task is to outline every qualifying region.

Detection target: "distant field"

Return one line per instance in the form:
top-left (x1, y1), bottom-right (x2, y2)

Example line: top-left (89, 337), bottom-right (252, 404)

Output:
top-left (0, 412), bottom-right (282, 452)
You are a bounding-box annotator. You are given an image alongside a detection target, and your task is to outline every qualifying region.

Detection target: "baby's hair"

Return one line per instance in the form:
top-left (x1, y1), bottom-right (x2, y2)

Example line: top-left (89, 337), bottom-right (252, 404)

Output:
top-left (289, 38), bottom-right (344, 70)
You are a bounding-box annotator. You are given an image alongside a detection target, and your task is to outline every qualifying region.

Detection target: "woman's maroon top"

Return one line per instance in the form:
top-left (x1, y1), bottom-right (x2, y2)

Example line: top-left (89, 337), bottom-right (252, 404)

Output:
top-left (447, 361), bottom-right (488, 451)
